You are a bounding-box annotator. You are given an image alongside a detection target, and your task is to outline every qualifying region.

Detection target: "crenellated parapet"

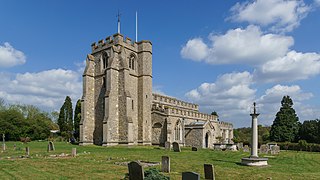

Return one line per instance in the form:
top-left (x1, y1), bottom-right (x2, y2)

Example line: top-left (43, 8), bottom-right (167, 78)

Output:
top-left (165, 106), bottom-right (218, 121)
top-left (152, 93), bottom-right (199, 111)
top-left (218, 121), bottom-right (233, 129)
top-left (90, 33), bottom-right (152, 55)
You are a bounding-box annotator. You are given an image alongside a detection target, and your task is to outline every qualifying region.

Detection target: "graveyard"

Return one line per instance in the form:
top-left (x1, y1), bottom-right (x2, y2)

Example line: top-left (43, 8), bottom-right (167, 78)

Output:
top-left (0, 141), bottom-right (319, 179)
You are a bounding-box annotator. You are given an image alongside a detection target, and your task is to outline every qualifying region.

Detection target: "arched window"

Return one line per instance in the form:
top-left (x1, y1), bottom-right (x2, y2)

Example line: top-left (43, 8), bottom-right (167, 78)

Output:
top-left (174, 120), bottom-right (182, 141)
top-left (102, 52), bottom-right (108, 69)
top-left (129, 54), bottom-right (135, 70)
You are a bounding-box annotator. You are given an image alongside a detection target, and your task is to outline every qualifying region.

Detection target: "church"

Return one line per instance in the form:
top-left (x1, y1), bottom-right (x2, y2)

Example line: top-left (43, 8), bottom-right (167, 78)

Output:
top-left (79, 32), bottom-right (233, 148)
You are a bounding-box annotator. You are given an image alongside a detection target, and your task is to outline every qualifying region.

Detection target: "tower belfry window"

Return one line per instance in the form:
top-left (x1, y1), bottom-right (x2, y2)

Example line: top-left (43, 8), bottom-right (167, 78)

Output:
top-left (102, 53), bottom-right (108, 69)
top-left (129, 55), bottom-right (135, 70)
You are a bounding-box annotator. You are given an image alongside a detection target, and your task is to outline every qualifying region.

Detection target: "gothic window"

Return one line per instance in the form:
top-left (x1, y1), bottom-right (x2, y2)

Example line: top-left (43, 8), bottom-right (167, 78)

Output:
top-left (102, 52), bottom-right (108, 69)
top-left (129, 54), bottom-right (135, 70)
top-left (174, 120), bottom-right (182, 141)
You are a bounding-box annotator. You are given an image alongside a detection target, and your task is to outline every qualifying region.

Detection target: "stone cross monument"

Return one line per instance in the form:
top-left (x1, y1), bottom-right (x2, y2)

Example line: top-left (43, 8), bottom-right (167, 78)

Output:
top-left (241, 102), bottom-right (268, 166)
top-left (250, 102), bottom-right (259, 158)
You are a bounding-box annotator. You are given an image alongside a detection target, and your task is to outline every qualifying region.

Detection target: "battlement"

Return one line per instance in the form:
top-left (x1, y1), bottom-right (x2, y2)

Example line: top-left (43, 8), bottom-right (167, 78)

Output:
top-left (152, 93), bottom-right (198, 111)
top-left (219, 121), bottom-right (233, 129)
top-left (152, 102), bottom-right (218, 121)
top-left (91, 33), bottom-right (151, 53)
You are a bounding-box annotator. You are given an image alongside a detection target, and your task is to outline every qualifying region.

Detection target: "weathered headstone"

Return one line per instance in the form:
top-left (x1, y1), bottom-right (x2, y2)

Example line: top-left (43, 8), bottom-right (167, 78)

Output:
top-left (271, 145), bottom-right (280, 155)
top-left (192, 147), bottom-right (198, 151)
top-left (259, 144), bottom-right (269, 154)
top-left (2, 134), bottom-right (5, 151)
top-left (172, 142), bottom-right (181, 152)
top-left (47, 141), bottom-right (55, 152)
top-left (182, 172), bottom-right (200, 180)
top-left (204, 164), bottom-right (215, 180)
top-left (128, 161), bottom-right (144, 180)
top-left (165, 141), bottom-right (171, 151)
top-left (237, 142), bottom-right (243, 150)
top-left (161, 156), bottom-right (170, 173)
top-left (72, 148), bottom-right (77, 157)
top-left (243, 145), bottom-right (250, 152)
top-left (26, 147), bottom-right (30, 156)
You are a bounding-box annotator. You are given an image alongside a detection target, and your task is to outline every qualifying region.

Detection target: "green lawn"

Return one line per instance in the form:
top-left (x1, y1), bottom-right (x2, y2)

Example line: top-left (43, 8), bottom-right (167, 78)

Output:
top-left (0, 141), bottom-right (319, 179)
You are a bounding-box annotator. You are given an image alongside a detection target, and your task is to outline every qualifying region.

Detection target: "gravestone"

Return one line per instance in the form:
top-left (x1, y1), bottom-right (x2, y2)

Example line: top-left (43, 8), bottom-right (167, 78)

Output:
top-left (26, 147), bottom-right (30, 156)
top-left (2, 134), bottom-right (5, 151)
top-left (172, 142), bottom-right (181, 152)
top-left (260, 144), bottom-right (268, 154)
top-left (204, 164), bottom-right (215, 180)
top-left (47, 141), bottom-right (55, 152)
top-left (271, 145), bottom-right (280, 155)
top-left (161, 156), bottom-right (170, 173)
top-left (182, 172), bottom-right (200, 180)
top-left (128, 161), bottom-right (144, 180)
top-left (72, 148), bottom-right (77, 157)
top-left (237, 142), bottom-right (243, 150)
top-left (243, 145), bottom-right (250, 152)
top-left (192, 147), bottom-right (198, 151)
top-left (165, 141), bottom-right (171, 151)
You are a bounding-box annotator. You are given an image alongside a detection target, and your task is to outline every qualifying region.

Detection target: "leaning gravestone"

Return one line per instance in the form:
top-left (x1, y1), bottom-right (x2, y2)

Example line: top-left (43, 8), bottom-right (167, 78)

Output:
top-left (260, 144), bottom-right (269, 154)
top-left (165, 141), bottom-right (171, 151)
top-left (172, 142), bottom-right (181, 152)
top-left (243, 145), bottom-right (250, 152)
top-left (161, 156), bottom-right (170, 173)
top-left (192, 147), bottom-right (198, 151)
top-left (271, 145), bottom-right (280, 155)
top-left (26, 147), bottom-right (30, 156)
top-left (128, 161), bottom-right (144, 180)
top-left (204, 164), bottom-right (215, 180)
top-left (182, 172), bottom-right (200, 180)
top-left (47, 141), bottom-right (55, 152)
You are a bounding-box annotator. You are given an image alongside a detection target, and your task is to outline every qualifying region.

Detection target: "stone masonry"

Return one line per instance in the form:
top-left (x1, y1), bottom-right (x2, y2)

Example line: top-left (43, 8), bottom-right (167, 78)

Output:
top-left (80, 33), bottom-right (233, 148)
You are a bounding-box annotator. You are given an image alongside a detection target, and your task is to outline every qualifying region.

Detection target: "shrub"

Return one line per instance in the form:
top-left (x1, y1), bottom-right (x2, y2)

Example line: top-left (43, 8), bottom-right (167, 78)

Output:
top-left (278, 142), bottom-right (320, 152)
top-left (144, 168), bottom-right (169, 180)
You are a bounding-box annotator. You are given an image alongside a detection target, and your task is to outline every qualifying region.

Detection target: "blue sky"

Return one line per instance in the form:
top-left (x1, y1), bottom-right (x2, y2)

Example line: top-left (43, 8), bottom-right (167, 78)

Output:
top-left (1, 0), bottom-right (320, 128)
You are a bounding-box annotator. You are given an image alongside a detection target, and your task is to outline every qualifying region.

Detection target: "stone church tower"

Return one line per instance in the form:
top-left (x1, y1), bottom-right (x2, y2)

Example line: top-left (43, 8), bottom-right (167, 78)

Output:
top-left (80, 33), bottom-right (153, 146)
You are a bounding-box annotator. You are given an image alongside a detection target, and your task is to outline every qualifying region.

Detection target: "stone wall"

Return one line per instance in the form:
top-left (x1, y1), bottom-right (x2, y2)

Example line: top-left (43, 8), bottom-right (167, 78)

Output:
top-left (185, 128), bottom-right (203, 148)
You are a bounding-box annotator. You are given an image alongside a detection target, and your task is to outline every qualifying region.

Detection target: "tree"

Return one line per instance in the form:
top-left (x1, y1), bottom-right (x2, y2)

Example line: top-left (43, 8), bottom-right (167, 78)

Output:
top-left (58, 96), bottom-right (73, 139)
top-left (74, 99), bottom-right (81, 140)
top-left (270, 96), bottom-right (300, 142)
top-left (299, 119), bottom-right (320, 143)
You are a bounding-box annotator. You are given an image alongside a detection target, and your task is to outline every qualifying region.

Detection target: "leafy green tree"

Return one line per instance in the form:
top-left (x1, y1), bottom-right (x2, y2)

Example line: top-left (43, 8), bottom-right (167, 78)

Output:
top-left (270, 96), bottom-right (300, 142)
top-left (299, 119), bottom-right (320, 143)
top-left (74, 99), bottom-right (81, 140)
top-left (58, 96), bottom-right (73, 139)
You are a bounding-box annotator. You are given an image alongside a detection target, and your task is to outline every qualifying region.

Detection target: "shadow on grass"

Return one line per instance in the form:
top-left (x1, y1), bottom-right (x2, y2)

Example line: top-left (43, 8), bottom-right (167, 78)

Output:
top-left (212, 158), bottom-right (239, 165)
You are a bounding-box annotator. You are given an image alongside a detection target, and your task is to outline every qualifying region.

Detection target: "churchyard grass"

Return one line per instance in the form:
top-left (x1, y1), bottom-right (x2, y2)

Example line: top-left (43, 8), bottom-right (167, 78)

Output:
top-left (0, 141), bottom-right (320, 179)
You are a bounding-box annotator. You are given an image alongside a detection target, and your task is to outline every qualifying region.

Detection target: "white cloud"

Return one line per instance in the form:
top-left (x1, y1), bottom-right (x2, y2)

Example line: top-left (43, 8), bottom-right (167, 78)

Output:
top-left (181, 25), bottom-right (293, 65)
top-left (257, 84), bottom-right (315, 125)
top-left (256, 50), bottom-right (320, 82)
top-left (229, 0), bottom-right (311, 32)
top-left (185, 71), bottom-right (256, 127)
top-left (186, 75), bottom-right (319, 127)
top-left (181, 38), bottom-right (209, 61)
top-left (0, 69), bottom-right (82, 110)
top-left (0, 42), bottom-right (26, 67)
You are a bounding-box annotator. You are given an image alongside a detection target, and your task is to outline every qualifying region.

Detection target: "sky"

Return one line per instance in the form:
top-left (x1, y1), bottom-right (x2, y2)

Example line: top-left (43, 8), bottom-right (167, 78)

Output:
top-left (1, 0), bottom-right (320, 128)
